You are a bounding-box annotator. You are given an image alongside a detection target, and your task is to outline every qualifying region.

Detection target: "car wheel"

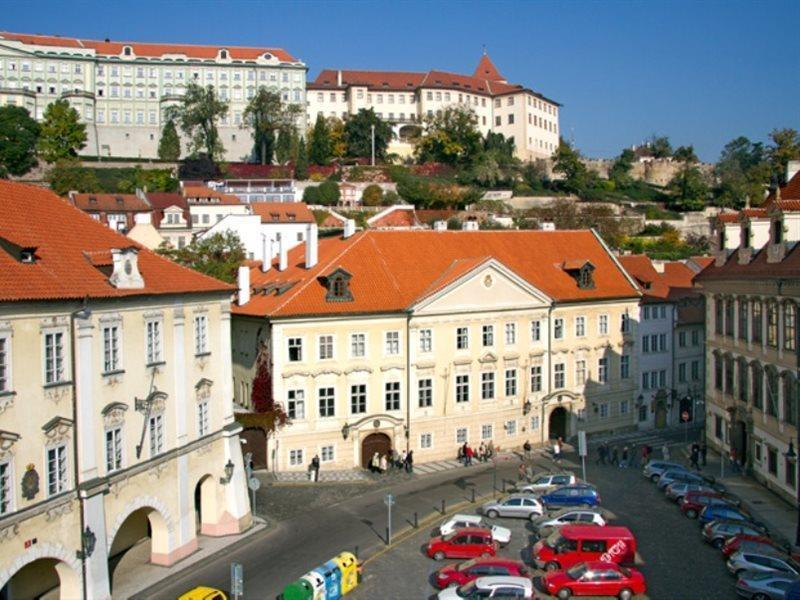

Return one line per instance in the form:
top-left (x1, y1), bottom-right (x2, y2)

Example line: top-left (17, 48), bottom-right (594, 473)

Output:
top-left (618, 588), bottom-right (633, 600)
top-left (529, 512), bottom-right (539, 521)
top-left (546, 561), bottom-right (560, 572)
top-left (487, 509), bottom-right (499, 519)
top-left (711, 538), bottom-right (724, 550)
top-left (686, 508), bottom-right (697, 519)
top-left (433, 551), bottom-right (445, 561)
top-left (650, 474), bottom-right (660, 483)
top-left (752, 594), bottom-right (770, 600)
top-left (557, 588), bottom-right (571, 600)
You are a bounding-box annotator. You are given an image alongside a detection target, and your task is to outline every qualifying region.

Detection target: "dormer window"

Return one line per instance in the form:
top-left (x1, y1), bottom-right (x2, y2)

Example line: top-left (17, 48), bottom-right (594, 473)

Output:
top-left (123, 46), bottom-right (132, 57)
top-left (220, 49), bottom-right (229, 59)
top-left (20, 247), bottom-right (37, 263)
top-left (562, 260), bottom-right (595, 290)
top-left (262, 52), bottom-right (272, 60)
top-left (325, 267), bottom-right (353, 303)
top-left (773, 219), bottom-right (784, 244)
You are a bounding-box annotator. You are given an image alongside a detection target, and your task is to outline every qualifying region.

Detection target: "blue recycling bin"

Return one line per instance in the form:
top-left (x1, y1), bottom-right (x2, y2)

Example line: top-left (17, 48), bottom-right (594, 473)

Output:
top-left (312, 560), bottom-right (342, 600)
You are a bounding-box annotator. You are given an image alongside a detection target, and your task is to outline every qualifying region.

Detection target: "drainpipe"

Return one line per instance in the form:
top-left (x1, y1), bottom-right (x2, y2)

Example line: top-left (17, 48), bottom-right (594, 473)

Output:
top-left (405, 312), bottom-right (412, 453)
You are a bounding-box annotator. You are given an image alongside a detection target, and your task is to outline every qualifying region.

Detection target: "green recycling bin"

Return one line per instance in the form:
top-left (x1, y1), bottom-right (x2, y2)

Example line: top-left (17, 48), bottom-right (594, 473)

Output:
top-left (282, 578), bottom-right (313, 600)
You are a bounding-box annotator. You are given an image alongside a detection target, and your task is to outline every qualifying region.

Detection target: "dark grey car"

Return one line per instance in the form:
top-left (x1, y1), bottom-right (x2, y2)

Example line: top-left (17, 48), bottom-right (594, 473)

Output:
top-left (734, 571), bottom-right (798, 599)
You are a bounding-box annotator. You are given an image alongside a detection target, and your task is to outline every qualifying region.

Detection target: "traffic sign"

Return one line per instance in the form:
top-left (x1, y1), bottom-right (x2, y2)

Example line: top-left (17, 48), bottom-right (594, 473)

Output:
top-left (577, 431), bottom-right (587, 457)
top-left (248, 476), bottom-right (261, 491)
top-left (231, 562), bottom-right (243, 599)
top-left (384, 493), bottom-right (395, 507)
top-left (682, 411), bottom-right (690, 422)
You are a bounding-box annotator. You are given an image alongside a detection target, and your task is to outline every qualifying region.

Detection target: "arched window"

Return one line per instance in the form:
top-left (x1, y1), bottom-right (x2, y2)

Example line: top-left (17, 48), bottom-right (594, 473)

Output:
top-left (123, 46), bottom-right (132, 57)
top-left (738, 357), bottom-right (748, 402)
top-left (751, 363), bottom-right (763, 411)
top-left (767, 302), bottom-right (778, 347)
top-left (783, 373), bottom-right (797, 426)
top-left (784, 302), bottom-right (796, 352)
top-left (220, 49), bottom-right (228, 60)
top-left (766, 367), bottom-right (779, 417)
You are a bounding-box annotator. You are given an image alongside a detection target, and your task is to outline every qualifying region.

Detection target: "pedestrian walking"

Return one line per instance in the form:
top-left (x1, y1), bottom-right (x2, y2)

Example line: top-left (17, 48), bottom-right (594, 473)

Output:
top-left (380, 453), bottom-right (388, 473)
top-left (311, 454), bottom-right (320, 482)
top-left (371, 452), bottom-right (381, 473)
top-left (553, 438), bottom-right (562, 463)
top-left (478, 442), bottom-right (487, 462)
top-left (662, 443), bottom-right (670, 461)
top-left (518, 462), bottom-right (527, 481)
top-left (610, 445), bottom-right (619, 467)
top-left (690, 446), bottom-right (701, 471)
top-left (488, 440), bottom-right (495, 460)
top-left (701, 441), bottom-right (708, 466)
top-left (620, 446), bottom-right (629, 468)
top-left (596, 443), bottom-right (607, 466)
top-left (523, 440), bottom-right (532, 461)
top-left (466, 444), bottom-right (474, 466)
top-left (641, 444), bottom-right (651, 466)
top-left (400, 449), bottom-right (407, 469)
top-left (405, 450), bottom-right (414, 473)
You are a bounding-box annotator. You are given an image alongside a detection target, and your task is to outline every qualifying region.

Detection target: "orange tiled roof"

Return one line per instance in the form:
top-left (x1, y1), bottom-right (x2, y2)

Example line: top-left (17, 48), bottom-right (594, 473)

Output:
top-left (0, 181), bottom-right (232, 302)
top-left (183, 186), bottom-right (242, 205)
top-left (234, 230), bottom-right (639, 318)
top-left (763, 170), bottom-right (800, 207)
top-left (368, 207), bottom-right (420, 229)
top-left (0, 31), bottom-right (297, 62)
top-left (473, 54), bottom-right (505, 82)
top-left (619, 254), bottom-right (701, 304)
top-left (715, 208), bottom-right (768, 223)
top-left (70, 193), bottom-right (150, 213)
top-left (696, 244), bottom-right (800, 282)
top-left (249, 203), bottom-right (314, 224)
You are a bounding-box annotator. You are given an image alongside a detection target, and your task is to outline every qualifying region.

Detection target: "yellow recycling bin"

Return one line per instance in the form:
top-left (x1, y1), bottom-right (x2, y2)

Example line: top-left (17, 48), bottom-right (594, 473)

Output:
top-left (332, 552), bottom-right (358, 595)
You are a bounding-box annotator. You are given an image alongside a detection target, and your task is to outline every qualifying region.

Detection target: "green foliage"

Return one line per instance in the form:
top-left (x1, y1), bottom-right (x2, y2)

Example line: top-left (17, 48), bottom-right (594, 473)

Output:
top-left (0, 106), bottom-right (40, 176)
top-left (648, 135), bottom-right (673, 159)
top-left (37, 99), bottom-right (87, 163)
top-left (640, 205), bottom-right (682, 220)
top-left (381, 190), bottom-right (400, 206)
top-left (243, 88), bottom-right (301, 165)
top-left (318, 180), bottom-right (341, 205)
top-left (275, 126), bottom-right (298, 164)
top-left (302, 185), bottom-right (320, 204)
top-left (415, 105), bottom-right (482, 166)
top-left (620, 230), bottom-right (708, 260)
top-left (308, 114), bottom-right (332, 165)
top-left (639, 221), bottom-right (677, 236)
top-left (344, 109), bottom-right (393, 160)
top-left (157, 120), bottom-right (181, 161)
top-left (552, 139), bottom-right (592, 194)
top-left (393, 169), bottom-right (478, 208)
top-left (328, 117), bottom-right (347, 159)
top-left (157, 231), bottom-right (245, 284)
top-left (609, 148), bottom-right (634, 187)
top-left (667, 147), bottom-right (709, 211)
top-left (46, 159), bottom-right (101, 195)
top-left (294, 137), bottom-right (309, 180)
top-left (361, 183), bottom-right (384, 206)
top-left (171, 83), bottom-right (228, 161)
top-left (446, 217), bottom-right (462, 230)
top-left (483, 132), bottom-right (516, 165)
top-left (713, 136), bottom-right (769, 208)
top-left (767, 128), bottom-right (800, 185)
top-left (311, 209), bottom-right (330, 226)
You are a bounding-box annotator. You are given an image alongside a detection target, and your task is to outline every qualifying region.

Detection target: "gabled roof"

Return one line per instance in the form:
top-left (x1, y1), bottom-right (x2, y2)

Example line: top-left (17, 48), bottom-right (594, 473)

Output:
top-left (145, 192), bottom-right (190, 228)
top-left (618, 254), bottom-right (699, 304)
top-left (763, 169), bottom-right (800, 207)
top-left (183, 186), bottom-right (243, 205)
top-left (0, 181), bottom-right (232, 302)
top-left (70, 193), bottom-right (150, 213)
top-left (695, 244), bottom-right (800, 282)
top-left (249, 202), bottom-right (314, 224)
top-left (234, 230), bottom-right (639, 318)
top-left (473, 53), bottom-right (505, 82)
top-left (367, 205), bottom-right (420, 229)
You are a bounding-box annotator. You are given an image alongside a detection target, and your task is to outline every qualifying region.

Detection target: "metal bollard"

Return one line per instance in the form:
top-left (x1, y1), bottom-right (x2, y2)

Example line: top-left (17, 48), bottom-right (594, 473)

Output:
top-left (386, 526), bottom-right (390, 545)
top-left (502, 479), bottom-right (506, 492)
top-left (441, 499), bottom-right (446, 514)
top-left (414, 512), bottom-right (418, 528)
top-left (471, 488), bottom-right (475, 503)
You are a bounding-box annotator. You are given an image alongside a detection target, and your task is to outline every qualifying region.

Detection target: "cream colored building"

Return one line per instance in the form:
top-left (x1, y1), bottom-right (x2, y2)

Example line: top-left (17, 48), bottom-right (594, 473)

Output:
top-left (0, 181), bottom-right (251, 599)
top-left (232, 229), bottom-right (639, 472)
top-left (306, 54), bottom-right (560, 162)
top-left (0, 31), bottom-right (306, 161)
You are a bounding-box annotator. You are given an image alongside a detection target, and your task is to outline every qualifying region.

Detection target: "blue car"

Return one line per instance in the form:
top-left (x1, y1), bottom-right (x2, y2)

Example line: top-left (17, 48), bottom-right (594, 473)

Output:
top-left (540, 485), bottom-right (601, 508)
top-left (698, 504), bottom-right (763, 529)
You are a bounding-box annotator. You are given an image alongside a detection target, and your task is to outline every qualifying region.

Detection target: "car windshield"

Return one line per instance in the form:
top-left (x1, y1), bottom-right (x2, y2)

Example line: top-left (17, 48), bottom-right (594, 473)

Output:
top-left (566, 564), bottom-right (588, 580)
top-left (458, 559), bottom-right (479, 571)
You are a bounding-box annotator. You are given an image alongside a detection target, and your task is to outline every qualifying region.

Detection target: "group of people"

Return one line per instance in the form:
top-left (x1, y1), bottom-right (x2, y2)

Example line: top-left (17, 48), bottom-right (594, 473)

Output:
top-left (457, 441), bottom-right (495, 465)
top-left (689, 441), bottom-right (708, 470)
top-left (595, 439), bottom-right (708, 470)
top-left (369, 449), bottom-right (413, 474)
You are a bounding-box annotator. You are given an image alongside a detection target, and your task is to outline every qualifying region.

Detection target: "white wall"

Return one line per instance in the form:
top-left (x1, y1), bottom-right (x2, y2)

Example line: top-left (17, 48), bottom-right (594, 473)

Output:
top-left (200, 214), bottom-right (315, 262)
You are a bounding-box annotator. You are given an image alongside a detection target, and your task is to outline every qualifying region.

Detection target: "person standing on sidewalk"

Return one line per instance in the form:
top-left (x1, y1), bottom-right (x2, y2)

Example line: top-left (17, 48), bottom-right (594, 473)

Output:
top-left (701, 441), bottom-right (708, 466)
top-left (596, 442), bottom-right (607, 466)
top-left (553, 438), bottom-right (562, 464)
top-left (690, 445), bottom-right (701, 471)
top-left (662, 443), bottom-right (670, 461)
top-left (311, 454), bottom-right (321, 482)
top-left (523, 440), bottom-right (532, 461)
top-left (641, 444), bottom-right (651, 466)
top-left (620, 446), bottom-right (629, 468)
top-left (405, 450), bottom-right (414, 473)
top-left (610, 445), bottom-right (619, 467)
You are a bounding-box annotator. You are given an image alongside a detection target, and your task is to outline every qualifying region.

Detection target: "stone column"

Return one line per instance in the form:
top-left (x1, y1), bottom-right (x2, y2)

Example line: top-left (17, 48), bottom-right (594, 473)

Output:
top-left (75, 316), bottom-right (97, 482)
top-left (172, 307), bottom-right (187, 445)
top-left (220, 302), bottom-right (234, 425)
top-left (81, 486), bottom-right (110, 600)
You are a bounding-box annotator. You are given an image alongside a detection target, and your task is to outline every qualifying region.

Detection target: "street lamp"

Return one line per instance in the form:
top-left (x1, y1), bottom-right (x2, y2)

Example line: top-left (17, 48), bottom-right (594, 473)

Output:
top-left (76, 526), bottom-right (96, 560)
top-left (341, 422), bottom-right (350, 440)
top-left (219, 459), bottom-right (235, 485)
top-left (523, 400), bottom-right (532, 415)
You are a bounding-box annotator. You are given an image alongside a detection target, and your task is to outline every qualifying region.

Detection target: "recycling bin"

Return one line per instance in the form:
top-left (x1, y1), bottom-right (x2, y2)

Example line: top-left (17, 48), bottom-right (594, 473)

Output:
top-left (332, 552), bottom-right (358, 595)
top-left (281, 578), bottom-right (313, 600)
top-left (301, 571), bottom-right (326, 600)
top-left (313, 560), bottom-right (342, 600)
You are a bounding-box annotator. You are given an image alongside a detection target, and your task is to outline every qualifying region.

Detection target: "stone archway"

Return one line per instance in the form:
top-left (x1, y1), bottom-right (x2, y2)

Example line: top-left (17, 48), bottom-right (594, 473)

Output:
top-left (107, 503), bottom-right (172, 589)
top-left (0, 547), bottom-right (81, 600)
top-left (194, 474), bottom-right (221, 535)
top-left (548, 407), bottom-right (569, 440)
top-left (361, 432), bottom-right (391, 469)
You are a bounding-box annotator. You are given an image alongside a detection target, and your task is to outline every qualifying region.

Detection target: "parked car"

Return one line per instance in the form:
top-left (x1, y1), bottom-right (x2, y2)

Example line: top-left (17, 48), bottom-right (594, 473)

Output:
top-left (541, 561), bottom-right (646, 600)
top-left (664, 481), bottom-right (718, 502)
top-left (680, 491), bottom-right (739, 519)
top-left (703, 520), bottom-right (769, 549)
top-left (727, 549), bottom-right (800, 577)
top-left (656, 469), bottom-right (710, 490)
top-left (516, 473), bottom-right (577, 494)
top-left (436, 576), bottom-right (534, 599)
top-left (540, 486), bottom-right (601, 509)
top-left (532, 525), bottom-right (637, 572)
top-left (735, 571), bottom-right (799, 600)
top-left (642, 461), bottom-right (687, 483)
top-left (699, 505), bottom-right (763, 529)
top-left (438, 514), bottom-right (512, 545)
top-left (723, 534), bottom-right (785, 558)
top-left (531, 509), bottom-right (607, 536)
top-left (480, 494), bottom-right (544, 520)
top-left (427, 527), bottom-right (499, 560)
top-left (434, 557), bottom-right (529, 589)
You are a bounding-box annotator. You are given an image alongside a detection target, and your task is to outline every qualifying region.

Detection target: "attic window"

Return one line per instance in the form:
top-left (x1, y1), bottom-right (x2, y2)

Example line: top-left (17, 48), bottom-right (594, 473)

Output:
top-left (115, 196), bottom-right (124, 205)
top-left (262, 52), bottom-right (272, 60)
top-left (123, 46), bottom-right (132, 56)
top-left (20, 247), bottom-right (37, 263)
top-left (325, 268), bottom-right (353, 303)
top-left (220, 49), bottom-right (228, 59)
top-left (287, 213), bottom-right (296, 221)
top-left (577, 265), bottom-right (595, 289)
top-left (88, 196), bottom-right (97, 204)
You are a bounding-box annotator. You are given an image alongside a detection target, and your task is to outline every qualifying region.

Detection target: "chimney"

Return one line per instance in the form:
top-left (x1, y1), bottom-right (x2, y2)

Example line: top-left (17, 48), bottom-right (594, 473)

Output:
top-left (305, 223), bottom-right (318, 269)
top-left (462, 220), bottom-right (479, 231)
top-left (787, 160), bottom-right (800, 184)
top-left (278, 235), bottom-right (288, 271)
top-left (237, 265), bottom-right (250, 306)
top-left (343, 219), bottom-right (356, 239)
top-left (109, 248), bottom-right (145, 289)
top-left (337, 69), bottom-right (343, 87)
top-left (540, 222), bottom-right (556, 231)
top-left (434, 220), bottom-right (447, 232)
top-left (260, 234), bottom-right (270, 273)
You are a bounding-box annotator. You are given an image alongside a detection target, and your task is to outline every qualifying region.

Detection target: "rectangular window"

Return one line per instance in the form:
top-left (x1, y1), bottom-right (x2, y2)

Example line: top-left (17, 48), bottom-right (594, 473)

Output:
top-left (0, 336), bottom-right (7, 393)
top-left (786, 457), bottom-right (797, 488)
top-left (288, 337), bottom-right (303, 362)
top-left (351, 333), bottom-right (366, 358)
top-left (319, 334), bottom-right (334, 360)
top-left (739, 300), bottom-right (749, 341)
top-left (385, 331), bottom-right (400, 355)
top-left (642, 372), bottom-right (650, 390)
top-left (530, 365), bottom-right (542, 392)
top-left (456, 375), bottom-right (470, 403)
top-left (643, 306), bottom-right (650, 320)
top-left (505, 420), bottom-right (517, 435)
top-left (350, 384), bottom-right (366, 414)
top-left (620, 400), bottom-right (629, 414)
top-left (678, 362), bottom-right (687, 383)
top-left (385, 381), bottom-right (400, 410)
top-left (768, 447), bottom-right (778, 476)
top-left (287, 389), bottom-right (305, 419)
top-left (598, 358), bottom-right (608, 383)
top-left (505, 369), bottom-right (517, 397)
top-left (575, 316), bottom-right (586, 337)
top-left (194, 315), bottom-right (208, 355)
top-left (419, 329), bottom-right (432, 353)
top-left (659, 333), bottom-right (667, 352)
top-left (418, 378), bottom-right (433, 408)
top-left (319, 387), bottom-right (335, 417)
top-left (482, 325), bottom-right (494, 347)
top-left (481, 372), bottom-right (495, 400)
top-left (456, 428), bottom-right (468, 444)
top-left (481, 424), bottom-right (493, 440)
top-left (554, 363), bottom-right (565, 389)
top-left (752, 301), bottom-right (763, 343)
top-left (105, 427), bottom-right (123, 472)
top-left (691, 360), bottom-right (700, 381)
top-left (198, 401), bottom-right (209, 436)
top-left (289, 449), bottom-right (304, 466)
top-left (145, 320), bottom-right (162, 365)
top-left (149, 414), bottom-right (164, 456)
top-left (575, 360), bottom-right (586, 385)
top-left (531, 320), bottom-right (541, 342)
top-left (642, 336), bottom-right (650, 353)
top-left (46, 444), bottom-right (68, 496)
top-left (553, 318), bottom-right (564, 340)
top-left (44, 331), bottom-right (65, 384)
top-left (505, 323), bottom-right (516, 345)
top-left (785, 304), bottom-right (796, 351)
top-left (621, 313), bottom-right (631, 333)
top-left (456, 327), bottom-right (469, 350)
top-left (0, 461), bottom-right (10, 515)
top-left (102, 325), bottom-right (121, 373)
top-left (598, 315), bottom-right (608, 335)
top-left (678, 331), bottom-right (686, 347)
top-left (715, 415), bottom-right (723, 440)
top-left (320, 445), bottom-right (334, 462)
top-left (599, 403), bottom-right (609, 418)
top-left (620, 354), bottom-right (630, 379)
top-left (692, 330), bottom-right (700, 346)
top-left (420, 433), bottom-right (433, 449)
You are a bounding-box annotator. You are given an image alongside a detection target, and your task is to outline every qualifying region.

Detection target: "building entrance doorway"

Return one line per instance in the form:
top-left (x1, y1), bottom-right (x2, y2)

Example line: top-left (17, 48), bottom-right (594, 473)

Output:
top-left (549, 407), bottom-right (569, 440)
top-left (361, 432), bottom-right (391, 469)
top-left (734, 420), bottom-right (748, 467)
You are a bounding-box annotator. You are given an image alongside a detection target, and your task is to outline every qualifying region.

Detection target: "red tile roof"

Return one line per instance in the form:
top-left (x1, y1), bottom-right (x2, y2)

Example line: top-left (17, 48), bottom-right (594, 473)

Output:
top-left (473, 54), bottom-right (505, 82)
top-left (0, 31), bottom-right (297, 62)
top-left (70, 193), bottom-right (150, 213)
top-left (367, 206), bottom-right (420, 229)
top-left (249, 203), bottom-right (315, 224)
top-left (618, 255), bottom-right (700, 304)
top-left (695, 244), bottom-right (800, 282)
top-left (234, 230), bottom-right (639, 318)
top-left (183, 186), bottom-right (243, 205)
top-left (763, 170), bottom-right (800, 207)
top-left (145, 192), bottom-right (189, 228)
top-left (714, 208), bottom-right (768, 223)
top-left (0, 181), bottom-right (232, 301)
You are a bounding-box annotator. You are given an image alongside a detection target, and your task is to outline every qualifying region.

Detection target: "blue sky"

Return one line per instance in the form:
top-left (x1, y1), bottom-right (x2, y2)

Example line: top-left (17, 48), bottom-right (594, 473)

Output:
top-left (4, 0), bottom-right (798, 161)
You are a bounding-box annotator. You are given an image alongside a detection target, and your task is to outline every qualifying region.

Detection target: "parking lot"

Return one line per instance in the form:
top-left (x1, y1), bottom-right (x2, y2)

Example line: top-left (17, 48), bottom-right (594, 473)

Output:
top-left (352, 447), bottom-right (734, 599)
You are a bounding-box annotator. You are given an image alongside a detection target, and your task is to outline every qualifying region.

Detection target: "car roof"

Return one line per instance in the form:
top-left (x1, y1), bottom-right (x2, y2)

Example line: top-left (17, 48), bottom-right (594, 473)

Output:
top-left (550, 508), bottom-right (602, 516)
top-left (467, 557), bottom-right (524, 567)
top-left (473, 576), bottom-right (533, 589)
top-left (738, 549), bottom-right (790, 560)
top-left (450, 514), bottom-right (481, 522)
top-left (582, 561), bottom-right (624, 570)
top-left (712, 519), bottom-right (760, 528)
top-left (560, 525), bottom-right (633, 539)
top-left (451, 526), bottom-right (492, 534)
top-left (504, 494), bottom-right (537, 500)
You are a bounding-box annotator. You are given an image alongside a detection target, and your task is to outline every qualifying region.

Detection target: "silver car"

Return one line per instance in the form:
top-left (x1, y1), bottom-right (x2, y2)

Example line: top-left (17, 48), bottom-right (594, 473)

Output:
top-left (643, 460), bottom-right (687, 483)
top-left (516, 473), bottom-right (577, 494)
top-left (665, 481), bottom-right (716, 502)
top-left (727, 550), bottom-right (800, 577)
top-left (734, 571), bottom-right (798, 599)
top-left (480, 494), bottom-right (543, 520)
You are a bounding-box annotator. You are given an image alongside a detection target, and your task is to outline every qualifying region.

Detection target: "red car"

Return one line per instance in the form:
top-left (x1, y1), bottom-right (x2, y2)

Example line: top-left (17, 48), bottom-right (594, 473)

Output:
top-left (426, 527), bottom-right (498, 561)
top-left (541, 561), bottom-right (646, 600)
top-left (722, 534), bottom-right (780, 557)
top-left (679, 490), bottom-right (736, 519)
top-left (434, 557), bottom-right (529, 589)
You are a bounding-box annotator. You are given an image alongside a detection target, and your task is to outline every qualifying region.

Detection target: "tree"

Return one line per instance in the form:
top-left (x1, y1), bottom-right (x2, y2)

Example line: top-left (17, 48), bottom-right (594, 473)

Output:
top-left (328, 117), bottom-right (347, 159)
top-left (308, 113), bottom-right (332, 165)
top-left (483, 132), bottom-right (516, 165)
top-left (157, 230), bottom-right (245, 283)
top-left (294, 137), bottom-right (309, 180)
top-left (609, 148), bottom-right (635, 188)
top-left (317, 180), bottom-right (341, 206)
top-left (242, 88), bottom-right (300, 165)
top-left (552, 139), bottom-right (590, 194)
top-left (172, 83), bottom-right (228, 161)
top-left (302, 185), bottom-right (320, 204)
top-left (471, 153), bottom-right (503, 187)
top-left (46, 159), bottom-right (100, 195)
top-left (361, 184), bottom-right (384, 206)
top-left (415, 105), bottom-right (482, 166)
top-left (673, 145), bottom-right (699, 164)
top-left (344, 108), bottom-right (393, 161)
top-left (157, 119), bottom-right (181, 161)
top-left (381, 190), bottom-right (400, 206)
top-left (37, 99), bottom-right (87, 163)
top-left (713, 136), bottom-right (770, 208)
top-left (648, 135), bottom-right (673, 159)
top-left (767, 128), bottom-right (800, 184)
top-left (0, 106), bottom-right (40, 176)
top-left (275, 126), bottom-right (298, 165)
top-left (667, 147), bottom-right (708, 212)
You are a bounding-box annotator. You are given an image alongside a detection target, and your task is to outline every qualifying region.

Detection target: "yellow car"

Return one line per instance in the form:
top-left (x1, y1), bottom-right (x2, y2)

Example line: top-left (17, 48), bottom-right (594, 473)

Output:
top-left (178, 586), bottom-right (228, 600)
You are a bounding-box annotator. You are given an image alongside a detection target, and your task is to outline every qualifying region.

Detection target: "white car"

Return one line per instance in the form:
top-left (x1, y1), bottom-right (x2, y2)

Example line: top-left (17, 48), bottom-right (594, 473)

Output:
top-left (438, 514), bottom-right (512, 545)
top-left (532, 509), bottom-right (606, 532)
top-left (516, 473), bottom-right (577, 494)
top-left (437, 576), bottom-right (534, 599)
